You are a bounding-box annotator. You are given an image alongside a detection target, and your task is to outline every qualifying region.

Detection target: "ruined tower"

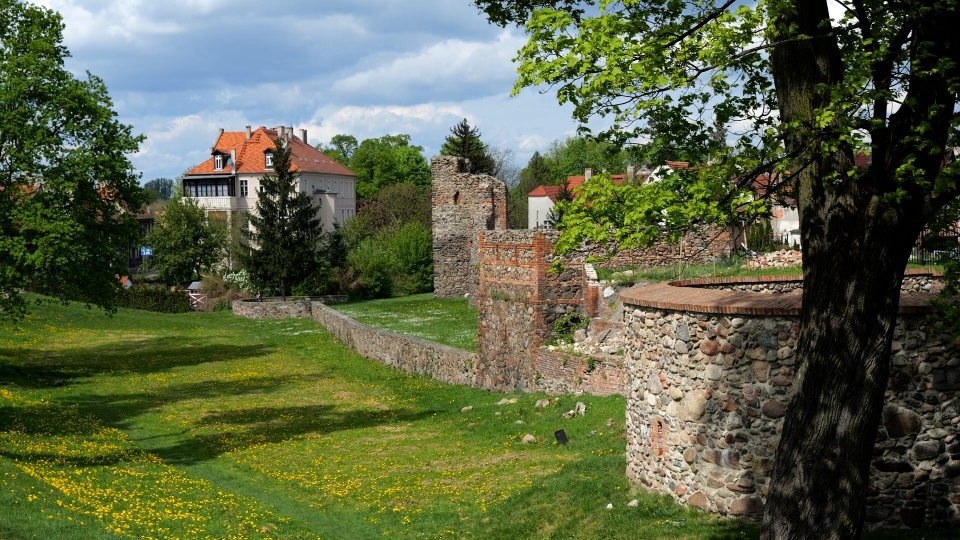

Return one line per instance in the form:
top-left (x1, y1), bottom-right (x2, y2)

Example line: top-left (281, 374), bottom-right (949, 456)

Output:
top-left (431, 156), bottom-right (507, 299)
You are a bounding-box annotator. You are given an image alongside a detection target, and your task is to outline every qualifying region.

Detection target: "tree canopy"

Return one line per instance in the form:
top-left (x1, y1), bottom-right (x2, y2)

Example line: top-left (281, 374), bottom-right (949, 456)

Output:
top-left (243, 138), bottom-right (324, 299)
top-left (349, 134), bottom-right (431, 199)
top-left (317, 134), bottom-right (358, 166)
top-left (0, 0), bottom-right (146, 319)
top-left (476, 0), bottom-right (960, 538)
top-left (145, 197), bottom-right (225, 284)
top-left (143, 178), bottom-right (174, 201)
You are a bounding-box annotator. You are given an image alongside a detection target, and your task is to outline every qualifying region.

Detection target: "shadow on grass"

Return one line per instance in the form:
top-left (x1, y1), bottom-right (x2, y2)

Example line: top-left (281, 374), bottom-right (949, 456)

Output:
top-left (151, 404), bottom-right (438, 465)
top-left (0, 336), bottom-right (274, 387)
top-left (1, 399), bottom-right (436, 467)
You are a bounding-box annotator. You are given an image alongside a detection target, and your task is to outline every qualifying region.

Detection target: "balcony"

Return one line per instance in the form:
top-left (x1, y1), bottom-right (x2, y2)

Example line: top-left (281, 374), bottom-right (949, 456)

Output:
top-left (190, 196), bottom-right (249, 212)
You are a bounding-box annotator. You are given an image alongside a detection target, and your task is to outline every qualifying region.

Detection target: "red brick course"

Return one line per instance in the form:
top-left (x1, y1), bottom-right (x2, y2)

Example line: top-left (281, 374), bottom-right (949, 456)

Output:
top-left (621, 273), bottom-right (940, 316)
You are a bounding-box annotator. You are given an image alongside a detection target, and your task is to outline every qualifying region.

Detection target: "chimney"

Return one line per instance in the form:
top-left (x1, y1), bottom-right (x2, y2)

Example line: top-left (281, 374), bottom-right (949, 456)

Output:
top-left (627, 165), bottom-right (636, 182)
top-left (300, 129), bottom-right (308, 143)
top-left (276, 126), bottom-right (285, 139)
top-left (585, 168), bottom-right (593, 181)
top-left (245, 126), bottom-right (251, 140)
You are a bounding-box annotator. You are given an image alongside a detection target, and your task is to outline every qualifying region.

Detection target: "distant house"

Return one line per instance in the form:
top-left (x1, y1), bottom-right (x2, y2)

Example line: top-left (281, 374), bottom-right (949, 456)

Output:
top-left (183, 125), bottom-right (356, 230)
top-left (527, 164), bottom-right (660, 228)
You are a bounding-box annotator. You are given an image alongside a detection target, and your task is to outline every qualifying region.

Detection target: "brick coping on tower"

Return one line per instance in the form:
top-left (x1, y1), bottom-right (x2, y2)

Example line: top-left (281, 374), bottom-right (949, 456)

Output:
top-left (620, 269), bottom-right (944, 316)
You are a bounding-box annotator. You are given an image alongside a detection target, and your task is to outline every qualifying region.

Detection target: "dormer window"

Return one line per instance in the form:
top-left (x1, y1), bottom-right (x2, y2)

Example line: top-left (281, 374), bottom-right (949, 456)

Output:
top-left (265, 151), bottom-right (273, 169)
top-left (214, 154), bottom-right (223, 170)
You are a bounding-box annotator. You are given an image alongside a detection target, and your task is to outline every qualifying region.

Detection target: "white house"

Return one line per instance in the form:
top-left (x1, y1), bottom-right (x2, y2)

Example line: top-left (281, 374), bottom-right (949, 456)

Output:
top-left (183, 125), bottom-right (356, 230)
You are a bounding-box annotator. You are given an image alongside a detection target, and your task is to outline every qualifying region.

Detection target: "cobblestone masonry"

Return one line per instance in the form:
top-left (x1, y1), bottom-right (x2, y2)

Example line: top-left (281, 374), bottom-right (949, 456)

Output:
top-left (618, 279), bottom-right (958, 529)
top-left (432, 156), bottom-right (507, 299)
top-left (311, 302), bottom-right (480, 387)
top-left (678, 272), bottom-right (943, 295)
top-left (231, 297), bottom-right (348, 319)
top-left (572, 225), bottom-right (734, 269)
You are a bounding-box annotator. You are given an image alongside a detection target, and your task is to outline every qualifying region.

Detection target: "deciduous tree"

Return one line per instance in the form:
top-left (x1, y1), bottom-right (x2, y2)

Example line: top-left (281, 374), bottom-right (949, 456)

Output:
top-left (0, 0), bottom-right (146, 319)
top-left (349, 134), bottom-right (431, 199)
top-left (476, 0), bottom-right (960, 538)
top-left (145, 197), bottom-right (225, 284)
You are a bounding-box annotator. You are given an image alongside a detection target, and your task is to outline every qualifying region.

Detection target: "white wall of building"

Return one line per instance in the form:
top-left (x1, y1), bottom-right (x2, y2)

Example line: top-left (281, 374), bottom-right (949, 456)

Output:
top-left (528, 196), bottom-right (555, 229)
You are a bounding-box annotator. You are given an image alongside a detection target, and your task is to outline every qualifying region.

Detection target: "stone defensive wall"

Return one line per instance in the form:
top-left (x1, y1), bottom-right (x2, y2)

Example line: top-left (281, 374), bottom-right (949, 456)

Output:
top-left (475, 229), bottom-right (617, 393)
top-left (232, 296), bottom-right (348, 319)
top-left (432, 156), bottom-right (507, 300)
top-left (311, 301), bottom-right (480, 387)
top-left (618, 272), bottom-right (958, 529)
top-left (571, 224), bottom-right (734, 270)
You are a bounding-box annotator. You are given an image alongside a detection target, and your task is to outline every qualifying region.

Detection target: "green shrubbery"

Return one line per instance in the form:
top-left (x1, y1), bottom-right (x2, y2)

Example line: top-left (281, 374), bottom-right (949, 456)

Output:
top-left (117, 286), bottom-right (192, 313)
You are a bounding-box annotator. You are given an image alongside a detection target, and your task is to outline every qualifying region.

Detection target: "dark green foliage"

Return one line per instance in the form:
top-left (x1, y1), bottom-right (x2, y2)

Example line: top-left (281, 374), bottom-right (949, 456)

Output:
top-left (143, 178), bottom-right (174, 201)
top-left (358, 182), bottom-right (432, 231)
top-left (243, 138), bottom-right (324, 300)
top-left (508, 151), bottom-right (554, 228)
top-left (746, 220), bottom-right (790, 253)
top-left (349, 135), bottom-right (431, 199)
top-left (324, 222), bottom-right (349, 270)
top-left (929, 201), bottom-right (960, 337)
top-left (544, 137), bottom-right (627, 179)
top-left (0, 0), bottom-right (147, 319)
top-left (117, 286), bottom-right (191, 313)
top-left (344, 221), bottom-right (434, 299)
top-left (553, 311), bottom-right (587, 343)
top-left (440, 119), bottom-right (495, 174)
top-left (145, 197), bottom-right (225, 284)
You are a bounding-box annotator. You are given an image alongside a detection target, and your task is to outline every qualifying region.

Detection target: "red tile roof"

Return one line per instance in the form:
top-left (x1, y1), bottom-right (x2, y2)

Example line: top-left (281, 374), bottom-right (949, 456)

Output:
top-left (528, 174), bottom-right (626, 201)
top-left (186, 127), bottom-right (355, 177)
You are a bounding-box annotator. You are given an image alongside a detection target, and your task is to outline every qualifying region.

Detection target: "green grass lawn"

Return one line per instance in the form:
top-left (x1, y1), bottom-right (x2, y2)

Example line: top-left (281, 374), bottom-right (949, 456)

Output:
top-left (333, 293), bottom-right (479, 351)
top-left (0, 301), bottom-right (951, 539)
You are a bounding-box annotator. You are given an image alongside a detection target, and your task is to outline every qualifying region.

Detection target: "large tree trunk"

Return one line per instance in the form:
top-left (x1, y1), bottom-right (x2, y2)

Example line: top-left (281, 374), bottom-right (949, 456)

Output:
top-left (762, 1), bottom-right (958, 538)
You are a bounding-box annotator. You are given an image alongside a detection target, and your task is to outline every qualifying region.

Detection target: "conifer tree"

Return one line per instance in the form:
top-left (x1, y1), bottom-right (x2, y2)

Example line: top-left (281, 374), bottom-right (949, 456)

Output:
top-left (440, 119), bottom-right (495, 174)
top-left (243, 138), bottom-right (323, 300)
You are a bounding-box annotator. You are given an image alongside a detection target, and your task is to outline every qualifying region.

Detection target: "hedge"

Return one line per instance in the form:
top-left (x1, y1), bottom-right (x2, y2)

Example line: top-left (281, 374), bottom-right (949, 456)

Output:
top-left (118, 286), bottom-right (192, 313)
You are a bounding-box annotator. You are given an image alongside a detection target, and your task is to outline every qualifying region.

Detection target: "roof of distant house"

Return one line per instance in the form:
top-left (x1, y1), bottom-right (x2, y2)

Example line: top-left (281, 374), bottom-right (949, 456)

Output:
top-left (186, 127), bottom-right (355, 177)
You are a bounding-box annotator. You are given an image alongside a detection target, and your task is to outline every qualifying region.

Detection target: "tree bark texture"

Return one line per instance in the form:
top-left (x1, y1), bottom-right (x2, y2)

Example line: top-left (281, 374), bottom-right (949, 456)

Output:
top-left (763, 1), bottom-right (960, 539)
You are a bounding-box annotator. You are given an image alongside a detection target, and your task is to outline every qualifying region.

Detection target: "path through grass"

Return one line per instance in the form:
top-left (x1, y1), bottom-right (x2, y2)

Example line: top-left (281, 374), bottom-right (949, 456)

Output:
top-left (0, 300), bottom-right (951, 539)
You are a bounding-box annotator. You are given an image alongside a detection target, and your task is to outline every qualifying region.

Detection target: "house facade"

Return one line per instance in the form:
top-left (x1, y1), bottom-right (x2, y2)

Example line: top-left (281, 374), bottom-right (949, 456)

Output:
top-left (183, 126), bottom-right (356, 230)
top-left (527, 166), bottom-right (645, 228)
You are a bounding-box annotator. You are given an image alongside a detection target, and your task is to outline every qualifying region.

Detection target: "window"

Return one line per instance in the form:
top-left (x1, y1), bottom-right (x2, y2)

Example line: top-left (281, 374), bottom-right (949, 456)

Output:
top-left (265, 152), bottom-right (273, 169)
top-left (240, 180), bottom-right (248, 197)
top-left (214, 154), bottom-right (223, 170)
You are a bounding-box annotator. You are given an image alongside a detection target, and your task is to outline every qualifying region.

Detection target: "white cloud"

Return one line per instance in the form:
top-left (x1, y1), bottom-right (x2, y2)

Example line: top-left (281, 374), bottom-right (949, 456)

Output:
top-left (332, 31), bottom-right (525, 98)
top-left (35, 0), bottom-right (186, 46)
top-left (306, 104), bottom-right (470, 145)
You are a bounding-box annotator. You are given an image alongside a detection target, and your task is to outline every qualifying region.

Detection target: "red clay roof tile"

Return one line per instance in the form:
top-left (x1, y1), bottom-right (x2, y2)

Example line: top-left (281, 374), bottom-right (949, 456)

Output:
top-left (186, 127), bottom-right (355, 177)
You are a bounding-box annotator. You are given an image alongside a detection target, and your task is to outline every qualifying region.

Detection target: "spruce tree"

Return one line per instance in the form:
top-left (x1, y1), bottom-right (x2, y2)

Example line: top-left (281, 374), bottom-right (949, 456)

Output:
top-left (243, 138), bottom-right (323, 300)
top-left (440, 119), bottom-right (495, 174)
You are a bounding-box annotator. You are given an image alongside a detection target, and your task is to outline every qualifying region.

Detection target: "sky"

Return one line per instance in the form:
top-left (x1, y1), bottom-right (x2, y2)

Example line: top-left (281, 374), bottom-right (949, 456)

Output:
top-left (36, 0), bottom-right (582, 182)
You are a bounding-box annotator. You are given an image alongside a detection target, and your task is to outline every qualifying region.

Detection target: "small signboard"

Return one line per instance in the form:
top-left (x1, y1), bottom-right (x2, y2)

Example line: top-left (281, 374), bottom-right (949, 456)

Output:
top-left (140, 246), bottom-right (153, 257)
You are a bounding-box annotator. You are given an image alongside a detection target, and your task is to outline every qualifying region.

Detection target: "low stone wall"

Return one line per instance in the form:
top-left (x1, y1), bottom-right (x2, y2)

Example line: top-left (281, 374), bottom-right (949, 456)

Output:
top-left (535, 348), bottom-right (627, 397)
top-left (232, 296), bottom-right (348, 319)
top-left (311, 302), bottom-right (480, 388)
top-left (232, 299), bottom-right (312, 319)
top-left (679, 271), bottom-right (943, 295)
top-left (571, 225), bottom-right (733, 270)
top-left (618, 280), bottom-right (958, 529)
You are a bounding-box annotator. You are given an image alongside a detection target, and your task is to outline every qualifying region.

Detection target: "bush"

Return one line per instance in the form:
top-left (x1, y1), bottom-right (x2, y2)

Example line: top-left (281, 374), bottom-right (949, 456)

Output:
top-left (118, 286), bottom-right (192, 313)
top-left (212, 297), bottom-right (233, 312)
top-left (224, 269), bottom-right (255, 293)
top-left (383, 222), bottom-right (433, 295)
top-left (346, 240), bottom-right (397, 298)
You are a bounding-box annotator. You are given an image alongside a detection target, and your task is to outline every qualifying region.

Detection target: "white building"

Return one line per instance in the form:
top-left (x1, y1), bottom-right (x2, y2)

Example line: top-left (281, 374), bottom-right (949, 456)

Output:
top-left (183, 125), bottom-right (356, 230)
